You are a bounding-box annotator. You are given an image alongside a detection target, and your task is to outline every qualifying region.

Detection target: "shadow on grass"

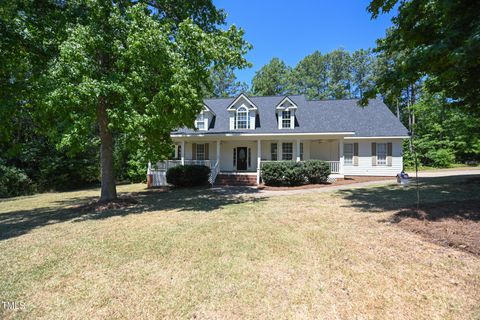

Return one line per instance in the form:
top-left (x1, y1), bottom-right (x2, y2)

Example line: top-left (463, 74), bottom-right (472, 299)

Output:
top-left (338, 175), bottom-right (480, 214)
top-left (0, 186), bottom-right (263, 241)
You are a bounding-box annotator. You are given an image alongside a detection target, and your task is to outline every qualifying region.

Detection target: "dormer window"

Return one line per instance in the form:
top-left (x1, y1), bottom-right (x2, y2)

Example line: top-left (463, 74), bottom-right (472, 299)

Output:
top-left (236, 106), bottom-right (249, 129)
top-left (227, 94), bottom-right (257, 130)
top-left (195, 112), bottom-right (206, 130)
top-left (276, 96), bottom-right (297, 129)
top-left (282, 110), bottom-right (291, 128)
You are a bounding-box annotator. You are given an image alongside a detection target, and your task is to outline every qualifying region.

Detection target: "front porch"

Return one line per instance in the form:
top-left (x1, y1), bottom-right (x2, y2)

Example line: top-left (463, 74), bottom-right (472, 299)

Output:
top-left (148, 136), bottom-right (348, 187)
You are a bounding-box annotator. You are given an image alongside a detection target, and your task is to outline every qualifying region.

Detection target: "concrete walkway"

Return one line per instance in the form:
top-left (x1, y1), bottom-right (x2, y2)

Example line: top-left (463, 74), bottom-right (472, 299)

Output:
top-left (212, 168), bottom-right (480, 198)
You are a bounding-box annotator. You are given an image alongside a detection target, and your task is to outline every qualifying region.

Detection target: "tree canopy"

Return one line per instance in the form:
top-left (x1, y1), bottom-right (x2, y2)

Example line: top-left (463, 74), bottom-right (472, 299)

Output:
top-left (251, 58), bottom-right (291, 96)
top-left (1, 0), bottom-right (250, 201)
top-left (207, 65), bottom-right (249, 98)
top-left (365, 0), bottom-right (480, 115)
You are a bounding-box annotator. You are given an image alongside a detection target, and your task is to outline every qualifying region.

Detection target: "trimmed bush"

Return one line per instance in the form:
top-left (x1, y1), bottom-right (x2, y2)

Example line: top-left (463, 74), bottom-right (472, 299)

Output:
top-left (261, 161), bottom-right (306, 186)
top-left (303, 160), bottom-right (330, 184)
top-left (261, 160), bottom-right (331, 186)
top-left (166, 165), bottom-right (211, 187)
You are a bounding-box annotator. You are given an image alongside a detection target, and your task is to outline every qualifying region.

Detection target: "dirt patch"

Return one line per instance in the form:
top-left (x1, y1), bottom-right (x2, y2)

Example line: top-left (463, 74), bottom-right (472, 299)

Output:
top-left (259, 176), bottom-right (394, 191)
top-left (390, 200), bottom-right (480, 255)
top-left (74, 196), bottom-right (139, 212)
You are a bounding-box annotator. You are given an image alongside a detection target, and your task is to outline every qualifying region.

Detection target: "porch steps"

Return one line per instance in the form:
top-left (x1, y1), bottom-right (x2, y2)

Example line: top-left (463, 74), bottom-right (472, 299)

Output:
top-left (215, 174), bottom-right (257, 186)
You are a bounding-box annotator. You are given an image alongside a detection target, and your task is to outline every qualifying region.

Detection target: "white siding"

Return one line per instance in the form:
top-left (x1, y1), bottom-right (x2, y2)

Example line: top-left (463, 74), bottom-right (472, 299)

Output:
top-left (229, 112), bottom-right (235, 130)
top-left (309, 141), bottom-right (339, 161)
top-left (342, 139), bottom-right (403, 176)
top-left (261, 141), bottom-right (271, 160)
top-left (249, 111), bottom-right (256, 129)
top-left (302, 140), bottom-right (311, 160)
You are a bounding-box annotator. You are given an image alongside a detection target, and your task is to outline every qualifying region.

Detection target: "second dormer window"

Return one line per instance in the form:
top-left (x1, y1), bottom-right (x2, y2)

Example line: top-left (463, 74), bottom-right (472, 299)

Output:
top-left (282, 110), bottom-right (291, 128)
top-left (236, 106), bottom-right (249, 129)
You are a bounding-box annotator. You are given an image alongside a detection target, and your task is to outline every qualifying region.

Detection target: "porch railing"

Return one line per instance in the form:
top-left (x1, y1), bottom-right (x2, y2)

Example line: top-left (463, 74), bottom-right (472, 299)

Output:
top-left (156, 159), bottom-right (214, 170)
top-left (148, 160), bottom-right (218, 187)
top-left (208, 160), bottom-right (220, 185)
top-left (326, 161), bottom-right (339, 173)
top-left (260, 160), bottom-right (340, 174)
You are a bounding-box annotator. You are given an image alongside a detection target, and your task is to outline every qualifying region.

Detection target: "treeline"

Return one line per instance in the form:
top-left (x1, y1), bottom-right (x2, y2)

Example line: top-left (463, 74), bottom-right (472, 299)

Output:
top-left (209, 48), bottom-right (375, 100)
top-left (0, 128), bottom-right (148, 197)
top-left (251, 49), bottom-right (375, 100)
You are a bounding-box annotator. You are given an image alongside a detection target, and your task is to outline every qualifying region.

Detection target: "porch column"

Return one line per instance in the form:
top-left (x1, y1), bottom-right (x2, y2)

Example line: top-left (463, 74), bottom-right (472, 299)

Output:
top-left (181, 140), bottom-right (185, 165)
top-left (339, 138), bottom-right (344, 174)
top-left (277, 140), bottom-right (282, 160)
top-left (296, 139), bottom-right (301, 162)
top-left (216, 140), bottom-right (220, 166)
top-left (257, 139), bottom-right (261, 184)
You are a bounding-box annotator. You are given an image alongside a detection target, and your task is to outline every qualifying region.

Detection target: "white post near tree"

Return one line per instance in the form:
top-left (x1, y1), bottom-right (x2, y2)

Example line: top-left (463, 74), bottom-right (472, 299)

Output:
top-left (296, 139), bottom-right (301, 162)
top-left (257, 139), bottom-right (261, 184)
top-left (339, 138), bottom-right (344, 175)
top-left (181, 140), bottom-right (185, 165)
top-left (216, 140), bottom-right (220, 166)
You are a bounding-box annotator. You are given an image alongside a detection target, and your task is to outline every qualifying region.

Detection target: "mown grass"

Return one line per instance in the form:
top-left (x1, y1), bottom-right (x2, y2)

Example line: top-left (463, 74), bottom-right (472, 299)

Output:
top-left (1, 176), bottom-right (479, 319)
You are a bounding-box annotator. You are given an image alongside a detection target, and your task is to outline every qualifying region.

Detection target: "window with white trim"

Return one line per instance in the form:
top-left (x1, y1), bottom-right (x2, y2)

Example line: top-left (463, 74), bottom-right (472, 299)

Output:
top-left (300, 142), bottom-right (304, 161)
top-left (282, 142), bottom-right (293, 160)
top-left (344, 143), bottom-right (353, 165)
top-left (195, 113), bottom-right (206, 130)
top-left (282, 110), bottom-right (291, 128)
top-left (377, 143), bottom-right (387, 165)
top-left (236, 106), bottom-right (249, 129)
top-left (271, 143), bottom-right (277, 160)
top-left (196, 143), bottom-right (206, 160)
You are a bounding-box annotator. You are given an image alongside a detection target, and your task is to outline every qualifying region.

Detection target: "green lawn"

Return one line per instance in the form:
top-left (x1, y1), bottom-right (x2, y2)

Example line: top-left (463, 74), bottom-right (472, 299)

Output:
top-left (1, 176), bottom-right (479, 319)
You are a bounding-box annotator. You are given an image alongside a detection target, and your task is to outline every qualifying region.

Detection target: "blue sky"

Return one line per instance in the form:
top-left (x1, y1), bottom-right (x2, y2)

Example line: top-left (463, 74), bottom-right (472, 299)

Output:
top-left (213, 0), bottom-right (397, 85)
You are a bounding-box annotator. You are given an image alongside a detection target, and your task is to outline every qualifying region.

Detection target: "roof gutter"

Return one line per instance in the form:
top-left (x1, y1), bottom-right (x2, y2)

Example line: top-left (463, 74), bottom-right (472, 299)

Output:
top-left (344, 136), bottom-right (410, 140)
top-left (171, 132), bottom-right (355, 138)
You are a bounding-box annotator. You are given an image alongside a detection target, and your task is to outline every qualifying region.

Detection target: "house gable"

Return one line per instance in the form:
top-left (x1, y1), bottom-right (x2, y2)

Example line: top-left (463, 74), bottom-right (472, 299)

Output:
top-left (227, 94), bottom-right (257, 130)
top-left (275, 96), bottom-right (297, 129)
top-left (194, 104), bottom-right (215, 131)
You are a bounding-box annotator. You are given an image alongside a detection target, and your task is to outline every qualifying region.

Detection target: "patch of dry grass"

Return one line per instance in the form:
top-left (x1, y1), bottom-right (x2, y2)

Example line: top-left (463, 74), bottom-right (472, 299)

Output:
top-left (1, 177), bottom-right (480, 319)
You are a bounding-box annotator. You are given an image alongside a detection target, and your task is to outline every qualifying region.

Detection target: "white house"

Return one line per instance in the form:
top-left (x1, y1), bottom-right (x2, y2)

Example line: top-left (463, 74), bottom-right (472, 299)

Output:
top-left (148, 93), bottom-right (409, 186)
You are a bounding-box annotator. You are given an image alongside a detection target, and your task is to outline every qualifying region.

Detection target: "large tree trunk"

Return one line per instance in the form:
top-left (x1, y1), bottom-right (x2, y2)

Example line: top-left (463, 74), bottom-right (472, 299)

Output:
top-left (97, 98), bottom-right (117, 202)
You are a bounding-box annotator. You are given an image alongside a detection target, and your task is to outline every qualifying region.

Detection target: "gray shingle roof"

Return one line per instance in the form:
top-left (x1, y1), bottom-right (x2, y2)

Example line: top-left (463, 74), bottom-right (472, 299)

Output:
top-left (173, 94), bottom-right (408, 137)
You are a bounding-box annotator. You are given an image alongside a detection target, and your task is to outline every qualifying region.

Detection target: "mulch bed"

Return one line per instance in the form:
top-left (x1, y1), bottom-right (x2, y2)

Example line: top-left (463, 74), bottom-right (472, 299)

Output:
top-left (390, 200), bottom-right (480, 256)
top-left (258, 176), bottom-right (395, 191)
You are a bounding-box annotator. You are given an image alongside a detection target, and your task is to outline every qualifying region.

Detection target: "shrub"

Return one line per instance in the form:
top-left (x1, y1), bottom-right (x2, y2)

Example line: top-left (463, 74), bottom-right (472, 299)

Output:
top-left (261, 161), bottom-right (289, 186)
top-left (426, 149), bottom-right (455, 168)
top-left (261, 161), bottom-right (306, 186)
top-left (303, 160), bottom-right (330, 184)
top-left (261, 160), bottom-right (331, 186)
top-left (0, 162), bottom-right (36, 198)
top-left (166, 165), bottom-right (211, 187)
